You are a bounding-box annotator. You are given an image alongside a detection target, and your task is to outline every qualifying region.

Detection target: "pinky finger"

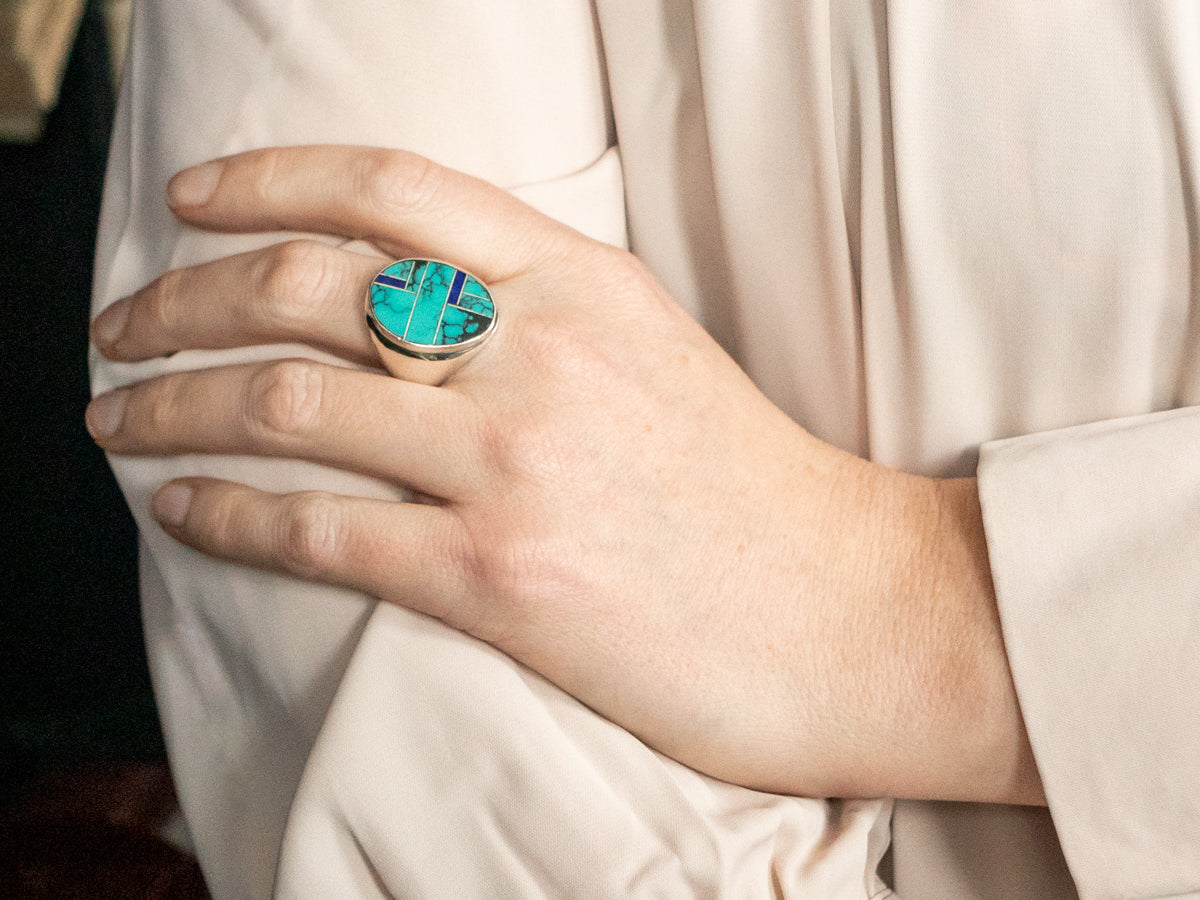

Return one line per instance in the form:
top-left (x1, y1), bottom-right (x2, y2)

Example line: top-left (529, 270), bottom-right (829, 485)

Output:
top-left (150, 478), bottom-right (472, 625)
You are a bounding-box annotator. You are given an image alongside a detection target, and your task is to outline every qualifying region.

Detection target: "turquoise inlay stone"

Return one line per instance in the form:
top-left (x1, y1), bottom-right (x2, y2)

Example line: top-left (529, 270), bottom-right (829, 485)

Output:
top-left (456, 289), bottom-right (494, 317)
top-left (370, 282), bottom-right (411, 336)
top-left (368, 259), bottom-right (495, 352)
top-left (438, 305), bottom-right (492, 344)
top-left (392, 258), bottom-right (415, 283)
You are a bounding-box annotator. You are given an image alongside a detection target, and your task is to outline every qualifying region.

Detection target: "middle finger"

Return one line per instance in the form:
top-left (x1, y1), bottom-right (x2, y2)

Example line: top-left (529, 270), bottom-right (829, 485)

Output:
top-left (87, 359), bottom-right (482, 499)
top-left (93, 240), bottom-right (384, 365)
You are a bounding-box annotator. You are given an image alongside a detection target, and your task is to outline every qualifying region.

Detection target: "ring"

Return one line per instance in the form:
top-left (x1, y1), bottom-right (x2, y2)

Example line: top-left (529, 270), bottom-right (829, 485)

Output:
top-left (365, 258), bottom-right (497, 385)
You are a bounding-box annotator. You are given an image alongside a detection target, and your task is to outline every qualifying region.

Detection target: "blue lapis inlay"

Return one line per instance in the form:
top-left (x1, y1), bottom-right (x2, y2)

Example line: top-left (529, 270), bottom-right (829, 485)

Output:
top-left (369, 259), bottom-right (494, 350)
top-left (375, 273), bottom-right (409, 290)
top-left (446, 269), bottom-right (467, 306)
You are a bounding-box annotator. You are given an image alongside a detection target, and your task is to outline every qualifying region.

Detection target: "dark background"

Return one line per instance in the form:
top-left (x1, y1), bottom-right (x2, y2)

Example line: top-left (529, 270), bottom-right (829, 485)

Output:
top-left (0, 4), bottom-right (213, 894)
top-left (1, 0), bottom-right (160, 797)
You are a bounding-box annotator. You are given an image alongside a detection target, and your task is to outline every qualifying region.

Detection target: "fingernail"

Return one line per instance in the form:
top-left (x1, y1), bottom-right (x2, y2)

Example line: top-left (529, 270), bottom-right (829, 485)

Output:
top-left (92, 297), bottom-right (131, 349)
top-left (168, 160), bottom-right (221, 208)
top-left (152, 483), bottom-right (193, 528)
top-left (85, 389), bottom-right (128, 439)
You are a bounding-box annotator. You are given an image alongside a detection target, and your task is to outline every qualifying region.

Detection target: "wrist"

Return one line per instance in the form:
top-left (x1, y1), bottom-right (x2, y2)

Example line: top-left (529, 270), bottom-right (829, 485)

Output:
top-left (810, 458), bottom-right (1044, 804)
top-left (914, 476), bottom-right (1045, 804)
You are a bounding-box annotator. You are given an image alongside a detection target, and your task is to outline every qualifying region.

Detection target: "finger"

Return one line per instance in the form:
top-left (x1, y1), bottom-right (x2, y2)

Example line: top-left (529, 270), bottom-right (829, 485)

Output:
top-left (166, 146), bottom-right (571, 285)
top-left (93, 240), bottom-right (383, 364)
top-left (87, 359), bottom-right (481, 499)
top-left (151, 479), bottom-right (475, 628)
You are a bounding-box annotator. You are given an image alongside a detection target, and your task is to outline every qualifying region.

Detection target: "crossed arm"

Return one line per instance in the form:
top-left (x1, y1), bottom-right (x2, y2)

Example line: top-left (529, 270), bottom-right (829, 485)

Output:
top-left (87, 145), bottom-right (1043, 806)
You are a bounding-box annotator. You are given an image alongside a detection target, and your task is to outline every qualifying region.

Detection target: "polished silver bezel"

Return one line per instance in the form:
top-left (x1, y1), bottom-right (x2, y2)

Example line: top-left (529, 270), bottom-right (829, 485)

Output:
top-left (365, 258), bottom-right (497, 382)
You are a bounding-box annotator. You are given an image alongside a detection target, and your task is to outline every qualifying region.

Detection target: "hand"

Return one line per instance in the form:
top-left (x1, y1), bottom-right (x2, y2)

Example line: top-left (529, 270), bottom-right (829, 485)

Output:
top-left (88, 146), bottom-right (1042, 804)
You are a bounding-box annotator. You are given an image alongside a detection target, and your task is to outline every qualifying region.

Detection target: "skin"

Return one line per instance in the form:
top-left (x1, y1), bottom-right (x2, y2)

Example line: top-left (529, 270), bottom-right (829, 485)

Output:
top-left (87, 145), bottom-right (1044, 805)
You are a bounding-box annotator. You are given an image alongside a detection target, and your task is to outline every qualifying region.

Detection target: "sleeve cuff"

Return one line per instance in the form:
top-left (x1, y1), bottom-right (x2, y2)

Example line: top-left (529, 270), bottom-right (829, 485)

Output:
top-left (978, 407), bottom-right (1200, 900)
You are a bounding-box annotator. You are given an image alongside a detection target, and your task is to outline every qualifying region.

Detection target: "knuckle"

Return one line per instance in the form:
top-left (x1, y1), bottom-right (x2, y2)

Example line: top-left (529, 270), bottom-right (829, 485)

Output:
top-left (460, 527), bottom-right (571, 641)
top-left (143, 268), bottom-right (184, 336)
top-left (257, 240), bottom-right (336, 328)
top-left (206, 487), bottom-right (261, 553)
top-left (354, 150), bottom-right (444, 215)
top-left (249, 147), bottom-right (285, 204)
top-left (467, 534), bottom-right (534, 597)
top-left (570, 244), bottom-right (669, 319)
top-left (279, 491), bottom-right (344, 578)
top-left (518, 315), bottom-right (615, 386)
top-left (582, 240), bottom-right (636, 276)
top-left (477, 409), bottom-right (579, 493)
top-left (474, 413), bottom-right (523, 476)
top-left (140, 376), bottom-right (181, 435)
top-left (600, 248), bottom-right (666, 313)
top-left (246, 358), bottom-right (326, 440)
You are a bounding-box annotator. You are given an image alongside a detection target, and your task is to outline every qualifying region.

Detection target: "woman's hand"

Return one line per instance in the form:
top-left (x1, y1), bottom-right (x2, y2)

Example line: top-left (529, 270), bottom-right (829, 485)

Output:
top-left (87, 146), bottom-right (1041, 804)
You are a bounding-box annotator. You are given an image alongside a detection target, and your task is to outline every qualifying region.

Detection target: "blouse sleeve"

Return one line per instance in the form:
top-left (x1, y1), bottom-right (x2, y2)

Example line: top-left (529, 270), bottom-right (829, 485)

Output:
top-left (979, 407), bottom-right (1200, 899)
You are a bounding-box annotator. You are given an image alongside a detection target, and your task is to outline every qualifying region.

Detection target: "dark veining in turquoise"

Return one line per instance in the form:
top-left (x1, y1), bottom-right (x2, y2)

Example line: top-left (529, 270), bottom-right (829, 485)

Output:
top-left (369, 259), bottom-right (494, 349)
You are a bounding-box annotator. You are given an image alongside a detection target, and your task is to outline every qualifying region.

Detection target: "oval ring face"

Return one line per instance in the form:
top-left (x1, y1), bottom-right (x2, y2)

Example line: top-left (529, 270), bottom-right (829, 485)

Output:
top-left (366, 259), bottom-right (496, 360)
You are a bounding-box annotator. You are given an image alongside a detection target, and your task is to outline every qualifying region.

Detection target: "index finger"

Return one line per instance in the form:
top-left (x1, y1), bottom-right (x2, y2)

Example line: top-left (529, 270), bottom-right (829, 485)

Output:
top-left (167, 146), bottom-right (569, 284)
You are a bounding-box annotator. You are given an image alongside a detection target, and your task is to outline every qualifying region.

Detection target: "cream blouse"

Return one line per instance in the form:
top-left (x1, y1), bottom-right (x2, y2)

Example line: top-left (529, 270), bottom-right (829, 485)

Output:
top-left (93, 2), bottom-right (1200, 897)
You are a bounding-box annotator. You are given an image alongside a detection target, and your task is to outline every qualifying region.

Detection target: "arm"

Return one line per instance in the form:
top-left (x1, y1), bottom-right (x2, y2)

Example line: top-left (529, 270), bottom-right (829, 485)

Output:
top-left (90, 145), bottom-right (1041, 808)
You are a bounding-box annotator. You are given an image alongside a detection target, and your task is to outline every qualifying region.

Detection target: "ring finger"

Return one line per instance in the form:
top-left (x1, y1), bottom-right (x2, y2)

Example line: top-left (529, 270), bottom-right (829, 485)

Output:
top-left (86, 359), bottom-right (482, 499)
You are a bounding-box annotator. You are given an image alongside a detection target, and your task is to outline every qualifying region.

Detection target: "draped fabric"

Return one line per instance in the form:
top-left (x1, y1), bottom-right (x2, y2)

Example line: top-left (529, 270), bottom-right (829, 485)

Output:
top-left (93, 3), bottom-right (1200, 897)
